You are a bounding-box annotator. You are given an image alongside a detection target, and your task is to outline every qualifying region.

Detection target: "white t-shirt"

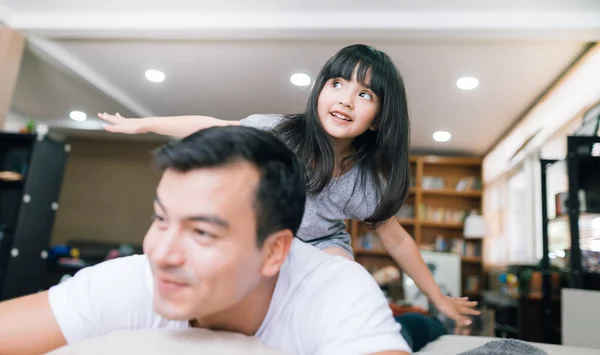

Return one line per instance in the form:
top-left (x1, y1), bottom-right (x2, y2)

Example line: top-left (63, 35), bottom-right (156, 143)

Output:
top-left (48, 239), bottom-right (411, 355)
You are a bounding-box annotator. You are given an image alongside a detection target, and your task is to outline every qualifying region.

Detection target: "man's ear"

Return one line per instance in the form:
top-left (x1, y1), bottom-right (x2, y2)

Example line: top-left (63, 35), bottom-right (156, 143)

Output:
top-left (259, 230), bottom-right (293, 277)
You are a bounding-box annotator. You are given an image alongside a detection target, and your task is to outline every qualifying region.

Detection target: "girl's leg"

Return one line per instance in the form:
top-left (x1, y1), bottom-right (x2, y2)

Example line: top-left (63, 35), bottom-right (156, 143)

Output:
top-left (322, 246), bottom-right (354, 260)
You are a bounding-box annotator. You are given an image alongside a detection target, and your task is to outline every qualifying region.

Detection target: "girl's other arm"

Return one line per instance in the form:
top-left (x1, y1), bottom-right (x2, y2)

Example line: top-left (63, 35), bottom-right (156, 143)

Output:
top-left (98, 112), bottom-right (240, 138)
top-left (375, 218), bottom-right (480, 328)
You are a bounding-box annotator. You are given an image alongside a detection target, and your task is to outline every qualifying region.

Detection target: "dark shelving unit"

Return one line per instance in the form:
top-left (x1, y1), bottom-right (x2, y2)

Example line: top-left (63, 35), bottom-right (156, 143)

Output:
top-left (540, 135), bottom-right (600, 344)
top-left (0, 133), bottom-right (69, 301)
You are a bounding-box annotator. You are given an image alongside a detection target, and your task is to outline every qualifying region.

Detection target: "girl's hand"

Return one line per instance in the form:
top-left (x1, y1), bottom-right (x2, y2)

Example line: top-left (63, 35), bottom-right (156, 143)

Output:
top-left (435, 296), bottom-right (480, 331)
top-left (97, 112), bottom-right (144, 134)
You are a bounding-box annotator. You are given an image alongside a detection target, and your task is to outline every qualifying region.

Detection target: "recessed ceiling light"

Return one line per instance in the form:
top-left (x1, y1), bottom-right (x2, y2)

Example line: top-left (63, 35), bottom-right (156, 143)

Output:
top-left (145, 69), bottom-right (165, 83)
top-left (290, 73), bottom-right (311, 87)
top-left (456, 77), bottom-right (479, 90)
top-left (69, 111), bottom-right (87, 122)
top-left (433, 131), bottom-right (451, 142)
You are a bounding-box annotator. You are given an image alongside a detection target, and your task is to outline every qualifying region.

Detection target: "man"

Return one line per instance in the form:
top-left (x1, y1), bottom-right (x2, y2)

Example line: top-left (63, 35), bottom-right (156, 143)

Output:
top-left (0, 126), bottom-right (411, 355)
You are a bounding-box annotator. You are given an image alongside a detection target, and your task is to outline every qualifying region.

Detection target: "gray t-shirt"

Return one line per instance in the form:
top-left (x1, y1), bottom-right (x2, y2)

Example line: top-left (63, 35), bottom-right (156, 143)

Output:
top-left (240, 114), bottom-right (380, 256)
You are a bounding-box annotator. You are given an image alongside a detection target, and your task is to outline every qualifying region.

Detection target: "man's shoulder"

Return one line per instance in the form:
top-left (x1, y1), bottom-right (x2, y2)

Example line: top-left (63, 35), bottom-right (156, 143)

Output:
top-left (314, 255), bottom-right (379, 291)
top-left (95, 253), bottom-right (149, 268)
top-left (275, 241), bottom-right (410, 354)
top-left (81, 254), bottom-right (151, 285)
top-left (286, 240), bottom-right (380, 296)
top-left (50, 254), bottom-right (153, 307)
top-left (48, 254), bottom-right (187, 344)
top-left (93, 254), bottom-right (154, 297)
top-left (105, 254), bottom-right (150, 270)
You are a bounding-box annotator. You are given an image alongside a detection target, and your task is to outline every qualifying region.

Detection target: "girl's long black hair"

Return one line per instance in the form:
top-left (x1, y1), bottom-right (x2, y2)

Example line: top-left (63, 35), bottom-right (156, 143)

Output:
top-left (273, 44), bottom-right (411, 227)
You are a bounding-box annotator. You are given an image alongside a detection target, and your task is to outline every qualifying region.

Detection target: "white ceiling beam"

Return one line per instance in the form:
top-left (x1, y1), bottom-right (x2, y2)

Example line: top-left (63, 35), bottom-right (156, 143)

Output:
top-left (483, 44), bottom-right (600, 183)
top-left (3, 5), bottom-right (156, 124)
top-left (27, 36), bottom-right (155, 118)
top-left (0, 5), bottom-right (13, 26)
top-left (7, 11), bottom-right (600, 41)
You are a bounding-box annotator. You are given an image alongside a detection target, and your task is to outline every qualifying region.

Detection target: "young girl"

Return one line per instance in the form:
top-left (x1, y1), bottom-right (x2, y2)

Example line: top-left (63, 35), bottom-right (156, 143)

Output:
top-left (98, 44), bottom-right (479, 329)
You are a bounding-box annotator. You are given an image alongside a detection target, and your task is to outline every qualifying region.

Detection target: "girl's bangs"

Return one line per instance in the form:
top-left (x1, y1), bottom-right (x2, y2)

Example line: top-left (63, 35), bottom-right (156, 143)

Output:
top-left (323, 52), bottom-right (387, 97)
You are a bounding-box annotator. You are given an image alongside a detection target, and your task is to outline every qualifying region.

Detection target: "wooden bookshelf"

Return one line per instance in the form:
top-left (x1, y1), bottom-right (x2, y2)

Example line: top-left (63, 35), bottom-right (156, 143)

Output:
top-left (421, 189), bottom-right (482, 198)
top-left (349, 155), bottom-right (484, 298)
top-left (463, 290), bottom-right (481, 298)
top-left (355, 249), bottom-right (389, 257)
top-left (420, 221), bottom-right (465, 229)
top-left (397, 218), bottom-right (416, 226)
top-left (461, 256), bottom-right (483, 264)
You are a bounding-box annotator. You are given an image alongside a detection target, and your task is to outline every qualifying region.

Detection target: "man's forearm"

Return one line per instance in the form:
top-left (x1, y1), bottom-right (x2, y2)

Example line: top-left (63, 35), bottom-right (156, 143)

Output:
top-left (0, 291), bottom-right (67, 355)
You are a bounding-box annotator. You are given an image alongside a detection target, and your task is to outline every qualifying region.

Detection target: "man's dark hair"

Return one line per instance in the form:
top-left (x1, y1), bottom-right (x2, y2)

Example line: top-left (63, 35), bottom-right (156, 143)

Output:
top-left (153, 125), bottom-right (306, 246)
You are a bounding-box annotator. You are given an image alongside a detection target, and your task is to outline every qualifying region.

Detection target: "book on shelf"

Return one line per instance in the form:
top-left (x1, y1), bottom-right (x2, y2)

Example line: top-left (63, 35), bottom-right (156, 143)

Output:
top-left (422, 176), bottom-right (445, 190)
top-left (418, 203), bottom-right (469, 224)
top-left (357, 230), bottom-right (383, 251)
top-left (455, 176), bottom-right (482, 192)
top-left (434, 238), bottom-right (482, 257)
top-left (421, 175), bottom-right (482, 192)
top-left (453, 239), bottom-right (481, 257)
top-left (396, 203), bottom-right (415, 219)
top-left (465, 275), bottom-right (481, 293)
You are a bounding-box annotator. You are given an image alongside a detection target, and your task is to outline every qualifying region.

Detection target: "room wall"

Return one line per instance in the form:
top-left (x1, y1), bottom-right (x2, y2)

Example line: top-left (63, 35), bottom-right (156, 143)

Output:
top-left (51, 137), bottom-right (163, 246)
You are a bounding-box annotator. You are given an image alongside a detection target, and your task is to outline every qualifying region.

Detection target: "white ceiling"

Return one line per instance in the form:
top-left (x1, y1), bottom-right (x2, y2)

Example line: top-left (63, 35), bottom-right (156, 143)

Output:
top-left (2, 1), bottom-right (600, 155)
top-left (5, 0), bottom-right (600, 14)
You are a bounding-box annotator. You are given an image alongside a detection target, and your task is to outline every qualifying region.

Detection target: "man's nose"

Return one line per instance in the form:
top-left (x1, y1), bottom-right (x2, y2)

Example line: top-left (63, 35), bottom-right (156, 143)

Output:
top-left (151, 228), bottom-right (185, 267)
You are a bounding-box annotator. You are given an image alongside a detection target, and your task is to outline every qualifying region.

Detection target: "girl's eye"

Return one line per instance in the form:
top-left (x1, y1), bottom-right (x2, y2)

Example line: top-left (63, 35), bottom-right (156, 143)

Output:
top-left (332, 81), bottom-right (342, 89)
top-left (360, 92), bottom-right (373, 100)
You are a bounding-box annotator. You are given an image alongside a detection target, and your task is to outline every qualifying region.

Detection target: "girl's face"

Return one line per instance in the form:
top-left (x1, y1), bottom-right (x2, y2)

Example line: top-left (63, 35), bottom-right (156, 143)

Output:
top-left (317, 72), bottom-right (380, 145)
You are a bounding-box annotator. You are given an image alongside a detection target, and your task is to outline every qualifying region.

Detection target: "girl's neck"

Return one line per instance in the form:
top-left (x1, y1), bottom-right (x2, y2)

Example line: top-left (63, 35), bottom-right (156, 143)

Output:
top-left (332, 137), bottom-right (354, 159)
top-left (332, 137), bottom-right (355, 177)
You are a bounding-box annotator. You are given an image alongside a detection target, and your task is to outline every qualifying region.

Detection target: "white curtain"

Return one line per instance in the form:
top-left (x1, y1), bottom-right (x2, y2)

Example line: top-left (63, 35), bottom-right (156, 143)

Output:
top-left (484, 154), bottom-right (542, 267)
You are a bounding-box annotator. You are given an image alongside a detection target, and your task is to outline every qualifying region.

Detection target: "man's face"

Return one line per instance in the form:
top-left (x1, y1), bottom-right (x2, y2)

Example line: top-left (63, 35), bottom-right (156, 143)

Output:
top-left (143, 162), bottom-right (265, 321)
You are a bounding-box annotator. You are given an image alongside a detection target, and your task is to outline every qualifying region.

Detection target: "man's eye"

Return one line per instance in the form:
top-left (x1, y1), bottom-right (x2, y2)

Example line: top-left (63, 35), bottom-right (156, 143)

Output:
top-left (151, 214), bottom-right (168, 229)
top-left (151, 214), bottom-right (164, 222)
top-left (193, 229), bottom-right (215, 241)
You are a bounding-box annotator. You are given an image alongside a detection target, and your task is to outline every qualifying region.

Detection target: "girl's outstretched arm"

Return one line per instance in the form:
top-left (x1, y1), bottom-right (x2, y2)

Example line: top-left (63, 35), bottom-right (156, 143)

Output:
top-left (97, 112), bottom-right (240, 138)
top-left (375, 218), bottom-right (480, 329)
